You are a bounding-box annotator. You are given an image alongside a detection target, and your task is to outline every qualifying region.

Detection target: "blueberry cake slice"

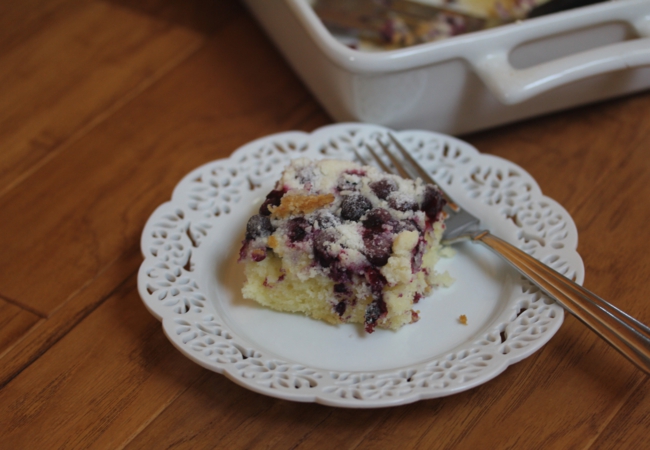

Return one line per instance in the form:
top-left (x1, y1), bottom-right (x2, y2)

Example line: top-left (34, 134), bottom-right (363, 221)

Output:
top-left (239, 158), bottom-right (452, 333)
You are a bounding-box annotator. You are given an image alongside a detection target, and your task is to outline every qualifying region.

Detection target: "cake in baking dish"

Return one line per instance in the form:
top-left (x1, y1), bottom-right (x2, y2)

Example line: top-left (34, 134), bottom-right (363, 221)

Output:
top-left (239, 158), bottom-right (452, 333)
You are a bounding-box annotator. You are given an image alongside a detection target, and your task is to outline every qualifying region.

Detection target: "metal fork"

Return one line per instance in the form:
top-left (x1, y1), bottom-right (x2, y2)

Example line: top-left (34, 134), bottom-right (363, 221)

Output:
top-left (355, 133), bottom-right (650, 375)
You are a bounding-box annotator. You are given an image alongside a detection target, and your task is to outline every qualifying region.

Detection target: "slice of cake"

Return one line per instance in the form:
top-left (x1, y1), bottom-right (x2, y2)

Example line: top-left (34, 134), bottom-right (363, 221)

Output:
top-left (239, 158), bottom-right (451, 333)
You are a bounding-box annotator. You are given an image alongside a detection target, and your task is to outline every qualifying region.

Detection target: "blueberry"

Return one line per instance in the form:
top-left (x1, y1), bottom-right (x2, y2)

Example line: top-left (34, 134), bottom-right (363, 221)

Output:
top-left (363, 232), bottom-right (393, 267)
top-left (329, 263), bottom-right (352, 284)
top-left (364, 267), bottom-right (387, 295)
top-left (362, 208), bottom-right (394, 231)
top-left (334, 283), bottom-right (349, 294)
top-left (388, 195), bottom-right (419, 212)
top-left (370, 178), bottom-right (397, 200)
top-left (313, 230), bottom-right (337, 268)
top-left (296, 166), bottom-right (314, 185)
top-left (393, 219), bottom-right (418, 234)
top-left (364, 298), bottom-right (387, 333)
top-left (245, 214), bottom-right (273, 240)
top-left (334, 300), bottom-right (347, 316)
top-left (340, 194), bottom-right (372, 221)
top-left (315, 211), bottom-right (341, 229)
top-left (287, 217), bottom-right (309, 242)
top-left (421, 185), bottom-right (446, 221)
top-left (259, 189), bottom-right (285, 216)
top-left (251, 249), bottom-right (267, 262)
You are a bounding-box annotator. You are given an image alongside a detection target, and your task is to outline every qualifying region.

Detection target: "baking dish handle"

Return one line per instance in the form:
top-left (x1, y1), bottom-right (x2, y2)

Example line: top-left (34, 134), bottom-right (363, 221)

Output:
top-left (472, 23), bottom-right (650, 105)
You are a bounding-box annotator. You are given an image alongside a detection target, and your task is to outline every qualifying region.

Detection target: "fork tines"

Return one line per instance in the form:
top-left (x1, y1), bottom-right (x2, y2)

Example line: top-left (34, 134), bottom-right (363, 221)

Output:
top-left (354, 133), bottom-right (459, 213)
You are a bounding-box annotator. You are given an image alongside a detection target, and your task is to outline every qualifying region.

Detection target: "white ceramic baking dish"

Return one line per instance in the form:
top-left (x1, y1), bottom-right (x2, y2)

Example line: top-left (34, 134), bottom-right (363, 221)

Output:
top-left (243, 0), bottom-right (650, 135)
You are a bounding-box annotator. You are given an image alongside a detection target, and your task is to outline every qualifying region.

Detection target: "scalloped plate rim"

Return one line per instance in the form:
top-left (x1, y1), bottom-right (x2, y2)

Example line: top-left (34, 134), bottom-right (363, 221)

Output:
top-left (138, 123), bottom-right (583, 408)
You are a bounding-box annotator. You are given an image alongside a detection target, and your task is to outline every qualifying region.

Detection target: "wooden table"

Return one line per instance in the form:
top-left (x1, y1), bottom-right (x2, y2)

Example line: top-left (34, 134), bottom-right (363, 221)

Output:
top-left (1, 1), bottom-right (649, 448)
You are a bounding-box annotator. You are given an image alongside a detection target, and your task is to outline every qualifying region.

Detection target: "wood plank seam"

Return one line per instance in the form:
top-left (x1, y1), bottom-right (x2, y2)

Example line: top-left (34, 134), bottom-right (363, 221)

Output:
top-left (0, 318), bottom-right (45, 363)
top-left (45, 248), bottom-right (139, 319)
top-left (0, 293), bottom-right (48, 318)
top-left (0, 253), bottom-right (139, 390)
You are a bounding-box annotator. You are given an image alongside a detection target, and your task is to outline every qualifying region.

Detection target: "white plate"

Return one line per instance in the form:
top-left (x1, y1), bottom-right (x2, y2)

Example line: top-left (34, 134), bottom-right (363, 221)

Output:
top-left (138, 123), bottom-right (584, 408)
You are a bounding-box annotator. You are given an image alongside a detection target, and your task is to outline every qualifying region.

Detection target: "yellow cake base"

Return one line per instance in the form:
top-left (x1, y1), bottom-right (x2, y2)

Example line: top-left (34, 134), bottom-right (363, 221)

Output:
top-left (242, 221), bottom-right (452, 331)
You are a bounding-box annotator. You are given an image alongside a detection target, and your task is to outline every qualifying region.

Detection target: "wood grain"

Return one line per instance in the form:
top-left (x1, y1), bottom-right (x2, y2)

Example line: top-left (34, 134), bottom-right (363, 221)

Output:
top-left (569, 111), bottom-right (650, 319)
top-left (591, 378), bottom-right (650, 449)
top-left (0, 278), bottom-right (205, 449)
top-left (465, 91), bottom-right (650, 213)
top-left (0, 245), bottom-right (141, 388)
top-left (107, 0), bottom-right (246, 35)
top-left (121, 318), bottom-right (642, 449)
top-left (0, 0), bottom-right (87, 52)
top-left (0, 0), bottom-right (202, 194)
top-left (1, 0), bottom-right (649, 447)
top-left (125, 373), bottom-right (351, 450)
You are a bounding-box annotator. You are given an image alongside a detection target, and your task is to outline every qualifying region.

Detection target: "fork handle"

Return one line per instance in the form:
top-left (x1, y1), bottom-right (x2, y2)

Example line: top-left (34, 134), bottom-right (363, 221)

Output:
top-left (475, 231), bottom-right (650, 375)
